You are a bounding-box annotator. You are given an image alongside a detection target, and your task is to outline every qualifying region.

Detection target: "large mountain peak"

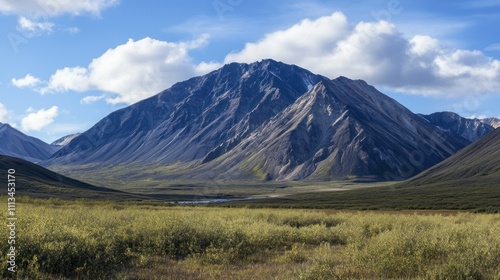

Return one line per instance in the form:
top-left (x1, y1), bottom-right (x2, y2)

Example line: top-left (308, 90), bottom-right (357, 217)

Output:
top-left (196, 77), bottom-right (467, 181)
top-left (48, 60), bottom-right (326, 165)
top-left (45, 61), bottom-right (467, 181)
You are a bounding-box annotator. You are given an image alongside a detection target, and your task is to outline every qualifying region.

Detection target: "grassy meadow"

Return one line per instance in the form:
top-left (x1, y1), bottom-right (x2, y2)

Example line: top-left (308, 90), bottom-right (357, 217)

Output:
top-left (225, 181), bottom-right (500, 213)
top-left (1, 197), bottom-right (500, 279)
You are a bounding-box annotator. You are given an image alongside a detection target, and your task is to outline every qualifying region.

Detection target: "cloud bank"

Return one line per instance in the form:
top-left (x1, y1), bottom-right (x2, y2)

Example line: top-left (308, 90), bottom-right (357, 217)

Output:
top-left (39, 35), bottom-right (221, 104)
top-left (1, 0), bottom-right (119, 37)
top-left (16, 12), bottom-right (500, 106)
top-left (0, 0), bottom-right (118, 16)
top-left (225, 12), bottom-right (500, 97)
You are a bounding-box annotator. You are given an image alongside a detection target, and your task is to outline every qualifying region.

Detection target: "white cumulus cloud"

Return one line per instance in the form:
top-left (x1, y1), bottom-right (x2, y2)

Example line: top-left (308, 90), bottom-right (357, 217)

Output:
top-left (40, 35), bottom-right (221, 104)
top-left (41, 67), bottom-right (90, 94)
top-left (81, 95), bottom-right (106, 104)
top-left (409, 35), bottom-right (440, 57)
top-left (0, 0), bottom-right (119, 17)
top-left (1, 0), bottom-right (118, 37)
top-left (17, 16), bottom-right (53, 36)
top-left (21, 106), bottom-right (59, 132)
top-left (0, 103), bottom-right (9, 123)
top-left (225, 12), bottom-right (500, 97)
top-left (11, 74), bottom-right (42, 88)
top-left (225, 12), bottom-right (350, 68)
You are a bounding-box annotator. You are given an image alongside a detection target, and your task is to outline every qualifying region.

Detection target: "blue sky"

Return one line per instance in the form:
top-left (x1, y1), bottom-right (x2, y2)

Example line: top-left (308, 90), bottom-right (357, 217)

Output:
top-left (1, 0), bottom-right (500, 143)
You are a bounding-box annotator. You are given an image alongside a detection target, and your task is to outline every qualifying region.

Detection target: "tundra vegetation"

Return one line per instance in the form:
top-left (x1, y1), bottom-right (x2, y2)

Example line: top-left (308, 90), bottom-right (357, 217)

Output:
top-left (1, 197), bottom-right (499, 279)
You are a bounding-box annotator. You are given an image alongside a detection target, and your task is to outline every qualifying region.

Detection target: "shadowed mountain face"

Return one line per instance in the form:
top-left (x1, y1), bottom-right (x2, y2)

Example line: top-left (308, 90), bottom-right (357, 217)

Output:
top-left (0, 123), bottom-right (59, 162)
top-left (419, 112), bottom-right (495, 143)
top-left (405, 128), bottom-right (500, 188)
top-left (197, 77), bottom-right (468, 180)
top-left (45, 60), bottom-right (467, 181)
top-left (47, 60), bottom-right (325, 166)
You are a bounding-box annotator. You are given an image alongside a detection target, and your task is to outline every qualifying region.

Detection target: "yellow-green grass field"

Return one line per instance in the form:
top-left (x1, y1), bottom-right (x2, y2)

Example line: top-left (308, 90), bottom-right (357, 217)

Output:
top-left (1, 197), bottom-right (500, 279)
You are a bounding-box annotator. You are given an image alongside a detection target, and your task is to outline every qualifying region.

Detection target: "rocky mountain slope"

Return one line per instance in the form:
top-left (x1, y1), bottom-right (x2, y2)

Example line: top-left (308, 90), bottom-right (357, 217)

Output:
top-left (419, 112), bottom-right (494, 142)
top-left (45, 60), bottom-right (468, 181)
top-left (197, 77), bottom-right (469, 180)
top-left (47, 60), bottom-right (325, 166)
top-left (0, 123), bottom-right (59, 162)
top-left (405, 127), bottom-right (500, 188)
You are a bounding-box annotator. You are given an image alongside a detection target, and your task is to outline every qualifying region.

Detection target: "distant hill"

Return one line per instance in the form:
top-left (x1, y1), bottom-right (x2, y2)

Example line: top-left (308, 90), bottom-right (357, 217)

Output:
top-left (405, 127), bottom-right (500, 188)
top-left (0, 123), bottom-right (59, 162)
top-left (0, 155), bottom-right (139, 200)
top-left (230, 128), bottom-right (500, 211)
top-left (45, 60), bottom-right (467, 181)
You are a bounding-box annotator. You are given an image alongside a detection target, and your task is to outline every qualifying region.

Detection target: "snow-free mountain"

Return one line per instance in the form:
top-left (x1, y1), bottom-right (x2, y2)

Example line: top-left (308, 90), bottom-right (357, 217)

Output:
top-left (481, 117), bottom-right (500, 129)
top-left (419, 112), bottom-right (495, 143)
top-left (51, 133), bottom-right (81, 147)
top-left (406, 127), bottom-right (500, 188)
top-left (0, 122), bottom-right (59, 162)
top-left (45, 60), bottom-right (468, 181)
top-left (196, 77), bottom-right (469, 180)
